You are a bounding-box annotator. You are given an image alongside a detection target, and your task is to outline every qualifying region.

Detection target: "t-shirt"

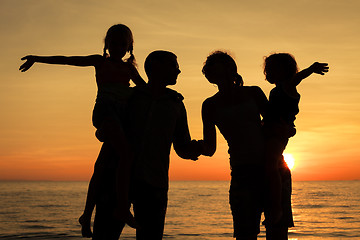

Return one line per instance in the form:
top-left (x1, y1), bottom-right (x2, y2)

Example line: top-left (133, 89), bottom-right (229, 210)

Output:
top-left (125, 86), bottom-right (198, 189)
top-left (266, 86), bottom-right (300, 127)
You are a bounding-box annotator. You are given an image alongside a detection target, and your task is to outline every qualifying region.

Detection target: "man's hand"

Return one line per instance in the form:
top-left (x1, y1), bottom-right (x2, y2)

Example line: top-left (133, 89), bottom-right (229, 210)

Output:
top-left (189, 140), bottom-right (204, 161)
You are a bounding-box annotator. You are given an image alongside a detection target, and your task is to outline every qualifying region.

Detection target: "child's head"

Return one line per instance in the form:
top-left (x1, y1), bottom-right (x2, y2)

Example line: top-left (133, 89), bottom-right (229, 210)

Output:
top-left (263, 53), bottom-right (299, 84)
top-left (103, 24), bottom-right (135, 65)
top-left (144, 50), bottom-right (180, 86)
top-left (202, 51), bottom-right (243, 87)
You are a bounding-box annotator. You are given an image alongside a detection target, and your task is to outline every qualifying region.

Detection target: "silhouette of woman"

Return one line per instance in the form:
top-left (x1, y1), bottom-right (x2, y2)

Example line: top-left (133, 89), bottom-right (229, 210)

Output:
top-left (200, 51), bottom-right (268, 240)
top-left (19, 24), bottom-right (145, 237)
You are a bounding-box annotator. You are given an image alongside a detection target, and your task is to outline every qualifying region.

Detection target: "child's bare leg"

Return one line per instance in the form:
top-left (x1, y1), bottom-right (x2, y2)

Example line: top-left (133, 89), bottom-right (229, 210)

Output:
top-left (79, 170), bottom-right (99, 237)
top-left (113, 149), bottom-right (138, 229)
top-left (98, 118), bottom-right (137, 228)
top-left (265, 139), bottom-right (284, 226)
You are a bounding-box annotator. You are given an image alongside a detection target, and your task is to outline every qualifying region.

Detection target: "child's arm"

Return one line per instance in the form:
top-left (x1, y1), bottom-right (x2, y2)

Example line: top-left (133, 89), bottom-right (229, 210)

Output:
top-left (290, 62), bottom-right (329, 87)
top-left (19, 55), bottom-right (103, 72)
top-left (128, 64), bottom-right (146, 86)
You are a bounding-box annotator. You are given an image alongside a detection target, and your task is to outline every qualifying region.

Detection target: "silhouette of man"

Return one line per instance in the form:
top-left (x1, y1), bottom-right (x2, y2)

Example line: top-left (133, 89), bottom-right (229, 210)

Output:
top-left (92, 50), bottom-right (201, 240)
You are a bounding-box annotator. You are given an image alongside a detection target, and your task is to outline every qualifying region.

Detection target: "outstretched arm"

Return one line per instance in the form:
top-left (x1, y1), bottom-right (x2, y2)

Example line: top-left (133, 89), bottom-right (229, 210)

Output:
top-left (19, 54), bottom-right (103, 72)
top-left (201, 99), bottom-right (216, 156)
top-left (290, 62), bottom-right (329, 87)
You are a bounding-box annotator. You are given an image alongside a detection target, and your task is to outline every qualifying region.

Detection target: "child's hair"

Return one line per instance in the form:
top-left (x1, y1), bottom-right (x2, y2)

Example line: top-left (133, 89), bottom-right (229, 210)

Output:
top-left (144, 50), bottom-right (177, 78)
top-left (103, 24), bottom-right (136, 66)
top-left (202, 51), bottom-right (243, 87)
top-left (263, 53), bottom-right (299, 83)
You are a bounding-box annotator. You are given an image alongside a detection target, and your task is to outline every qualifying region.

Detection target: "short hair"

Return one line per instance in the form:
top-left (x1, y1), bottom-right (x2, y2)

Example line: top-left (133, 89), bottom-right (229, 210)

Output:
top-left (144, 50), bottom-right (177, 77)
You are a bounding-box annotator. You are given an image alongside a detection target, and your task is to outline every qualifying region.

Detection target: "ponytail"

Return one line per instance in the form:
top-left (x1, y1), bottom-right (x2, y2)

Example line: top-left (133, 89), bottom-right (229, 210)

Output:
top-left (234, 73), bottom-right (244, 87)
top-left (126, 47), bottom-right (137, 67)
top-left (103, 46), bottom-right (108, 58)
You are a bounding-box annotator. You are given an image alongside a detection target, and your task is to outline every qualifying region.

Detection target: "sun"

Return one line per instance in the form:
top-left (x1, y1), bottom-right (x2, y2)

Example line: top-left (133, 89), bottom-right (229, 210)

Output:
top-left (283, 153), bottom-right (295, 170)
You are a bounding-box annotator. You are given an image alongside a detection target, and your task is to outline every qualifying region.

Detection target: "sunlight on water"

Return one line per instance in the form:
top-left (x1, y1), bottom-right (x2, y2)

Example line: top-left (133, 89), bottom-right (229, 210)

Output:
top-left (0, 181), bottom-right (359, 239)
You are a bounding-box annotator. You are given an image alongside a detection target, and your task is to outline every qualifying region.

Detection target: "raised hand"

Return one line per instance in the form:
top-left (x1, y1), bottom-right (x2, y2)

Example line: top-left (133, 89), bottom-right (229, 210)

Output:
top-left (19, 55), bottom-right (36, 72)
top-left (311, 62), bottom-right (329, 75)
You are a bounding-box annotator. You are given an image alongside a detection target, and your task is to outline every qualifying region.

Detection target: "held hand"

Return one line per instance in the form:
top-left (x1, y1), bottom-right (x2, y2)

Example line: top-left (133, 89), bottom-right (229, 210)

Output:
top-left (311, 62), bottom-right (329, 75)
top-left (189, 140), bottom-right (204, 161)
top-left (19, 55), bottom-right (36, 72)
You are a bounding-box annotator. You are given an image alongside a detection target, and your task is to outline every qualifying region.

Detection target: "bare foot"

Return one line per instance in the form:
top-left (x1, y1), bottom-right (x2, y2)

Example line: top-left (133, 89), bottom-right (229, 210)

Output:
top-left (79, 214), bottom-right (93, 238)
top-left (113, 208), bottom-right (138, 229)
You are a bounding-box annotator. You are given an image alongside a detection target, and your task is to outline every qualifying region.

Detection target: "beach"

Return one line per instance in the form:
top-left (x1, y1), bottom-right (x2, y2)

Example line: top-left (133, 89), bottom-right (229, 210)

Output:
top-left (0, 181), bottom-right (359, 239)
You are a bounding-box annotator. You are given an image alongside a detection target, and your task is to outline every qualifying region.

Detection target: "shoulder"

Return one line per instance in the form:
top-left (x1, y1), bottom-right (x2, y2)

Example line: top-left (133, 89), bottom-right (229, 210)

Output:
top-left (245, 85), bottom-right (265, 95)
top-left (202, 93), bottom-right (219, 107)
top-left (164, 88), bottom-right (184, 102)
top-left (244, 86), bottom-right (267, 100)
top-left (89, 54), bottom-right (105, 67)
top-left (202, 95), bottom-right (215, 106)
top-left (202, 94), bottom-right (219, 115)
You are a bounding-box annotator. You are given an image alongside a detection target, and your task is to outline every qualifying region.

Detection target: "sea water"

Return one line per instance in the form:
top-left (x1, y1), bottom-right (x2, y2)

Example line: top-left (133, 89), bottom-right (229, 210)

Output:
top-left (0, 181), bottom-right (359, 239)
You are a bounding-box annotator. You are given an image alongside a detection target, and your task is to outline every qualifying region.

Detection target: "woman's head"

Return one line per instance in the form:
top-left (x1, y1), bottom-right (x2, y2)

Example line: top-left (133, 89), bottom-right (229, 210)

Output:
top-left (202, 51), bottom-right (243, 87)
top-left (103, 24), bottom-right (135, 65)
top-left (263, 53), bottom-right (298, 84)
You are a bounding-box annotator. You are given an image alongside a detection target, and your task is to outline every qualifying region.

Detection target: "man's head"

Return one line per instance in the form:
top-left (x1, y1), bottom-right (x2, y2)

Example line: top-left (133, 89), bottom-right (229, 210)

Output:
top-left (144, 50), bottom-right (181, 86)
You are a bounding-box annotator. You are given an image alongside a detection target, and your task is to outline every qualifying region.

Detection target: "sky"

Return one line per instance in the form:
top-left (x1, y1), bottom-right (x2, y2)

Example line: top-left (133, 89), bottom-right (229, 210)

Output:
top-left (0, 0), bottom-right (359, 181)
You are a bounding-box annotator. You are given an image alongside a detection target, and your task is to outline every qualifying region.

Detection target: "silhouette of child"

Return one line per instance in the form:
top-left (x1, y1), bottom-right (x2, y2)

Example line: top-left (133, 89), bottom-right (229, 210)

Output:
top-left (19, 24), bottom-right (145, 237)
top-left (262, 53), bottom-right (328, 239)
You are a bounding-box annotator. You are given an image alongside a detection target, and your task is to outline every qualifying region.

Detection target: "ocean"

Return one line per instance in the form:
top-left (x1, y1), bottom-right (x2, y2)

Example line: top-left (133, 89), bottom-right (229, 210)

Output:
top-left (0, 181), bottom-right (359, 239)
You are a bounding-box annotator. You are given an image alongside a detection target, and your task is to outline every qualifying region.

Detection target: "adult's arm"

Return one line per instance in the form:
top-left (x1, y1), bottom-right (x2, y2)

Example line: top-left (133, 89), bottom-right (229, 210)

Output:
top-left (252, 86), bottom-right (268, 119)
top-left (201, 98), bottom-right (216, 156)
top-left (173, 102), bottom-right (202, 160)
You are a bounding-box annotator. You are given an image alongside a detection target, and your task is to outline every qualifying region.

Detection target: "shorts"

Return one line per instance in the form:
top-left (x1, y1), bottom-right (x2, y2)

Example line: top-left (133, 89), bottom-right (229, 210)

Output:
top-left (264, 159), bottom-right (295, 229)
top-left (263, 136), bottom-right (294, 229)
top-left (279, 161), bottom-right (294, 228)
top-left (92, 97), bottom-right (126, 130)
top-left (229, 165), bottom-right (266, 238)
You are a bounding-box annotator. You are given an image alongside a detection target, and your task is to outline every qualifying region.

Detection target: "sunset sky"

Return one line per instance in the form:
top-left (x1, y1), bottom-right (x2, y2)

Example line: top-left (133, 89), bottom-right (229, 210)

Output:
top-left (0, 0), bottom-right (359, 181)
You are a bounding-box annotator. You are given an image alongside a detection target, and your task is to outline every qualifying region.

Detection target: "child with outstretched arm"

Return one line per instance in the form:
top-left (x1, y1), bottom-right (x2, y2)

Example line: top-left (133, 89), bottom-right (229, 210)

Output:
top-left (19, 24), bottom-right (145, 237)
top-left (262, 53), bottom-right (328, 240)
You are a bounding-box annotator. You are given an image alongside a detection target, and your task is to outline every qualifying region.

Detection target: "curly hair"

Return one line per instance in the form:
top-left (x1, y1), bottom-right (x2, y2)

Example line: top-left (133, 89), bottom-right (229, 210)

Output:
top-left (202, 51), bottom-right (243, 87)
top-left (263, 53), bottom-right (299, 83)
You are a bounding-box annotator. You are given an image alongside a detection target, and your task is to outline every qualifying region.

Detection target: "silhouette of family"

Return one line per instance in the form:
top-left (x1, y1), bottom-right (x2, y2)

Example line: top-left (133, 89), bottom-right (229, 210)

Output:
top-left (19, 24), bottom-right (329, 240)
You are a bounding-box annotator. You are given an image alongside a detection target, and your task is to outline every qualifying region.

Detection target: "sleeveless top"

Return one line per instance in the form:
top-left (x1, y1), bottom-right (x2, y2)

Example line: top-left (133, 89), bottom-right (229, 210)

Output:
top-left (95, 59), bottom-right (133, 102)
top-left (213, 88), bottom-right (265, 167)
